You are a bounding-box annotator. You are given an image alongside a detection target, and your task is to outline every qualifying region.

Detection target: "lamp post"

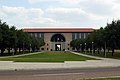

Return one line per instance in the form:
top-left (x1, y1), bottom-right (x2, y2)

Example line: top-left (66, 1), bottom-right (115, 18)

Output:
top-left (30, 44), bottom-right (31, 52)
top-left (85, 43), bottom-right (86, 53)
top-left (92, 42), bottom-right (94, 55)
top-left (80, 44), bottom-right (82, 52)
top-left (23, 42), bottom-right (24, 54)
top-left (105, 41), bottom-right (106, 57)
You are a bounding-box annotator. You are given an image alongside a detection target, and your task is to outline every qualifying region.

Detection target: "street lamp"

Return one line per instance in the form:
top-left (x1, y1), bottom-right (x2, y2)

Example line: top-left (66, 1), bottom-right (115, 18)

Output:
top-left (30, 44), bottom-right (31, 52)
top-left (92, 42), bottom-right (94, 55)
top-left (80, 44), bottom-right (82, 52)
top-left (85, 43), bottom-right (86, 53)
top-left (105, 41), bottom-right (106, 57)
top-left (23, 42), bottom-right (24, 54)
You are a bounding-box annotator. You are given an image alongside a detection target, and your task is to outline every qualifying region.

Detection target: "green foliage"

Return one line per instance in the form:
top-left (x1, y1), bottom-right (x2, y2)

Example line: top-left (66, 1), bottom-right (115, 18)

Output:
top-left (71, 19), bottom-right (120, 56)
top-left (0, 20), bottom-right (45, 55)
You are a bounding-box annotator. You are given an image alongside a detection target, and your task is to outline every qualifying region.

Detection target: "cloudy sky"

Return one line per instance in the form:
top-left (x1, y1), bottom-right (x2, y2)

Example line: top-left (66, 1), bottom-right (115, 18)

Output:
top-left (0, 0), bottom-right (120, 29)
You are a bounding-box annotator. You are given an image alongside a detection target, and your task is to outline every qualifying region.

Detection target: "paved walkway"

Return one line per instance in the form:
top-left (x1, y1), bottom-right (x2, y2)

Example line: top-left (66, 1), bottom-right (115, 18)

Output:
top-left (0, 51), bottom-right (120, 70)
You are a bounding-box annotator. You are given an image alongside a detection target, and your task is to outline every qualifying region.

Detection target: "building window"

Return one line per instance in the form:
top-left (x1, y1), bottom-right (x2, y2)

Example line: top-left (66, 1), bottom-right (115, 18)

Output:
top-left (47, 48), bottom-right (49, 50)
top-left (68, 48), bottom-right (69, 50)
top-left (76, 33), bottom-right (79, 39)
top-left (47, 44), bottom-right (49, 46)
top-left (30, 33), bottom-right (32, 36)
top-left (37, 33), bottom-right (40, 38)
top-left (41, 33), bottom-right (44, 40)
top-left (79, 33), bottom-right (81, 39)
top-left (32, 33), bottom-right (35, 37)
top-left (81, 33), bottom-right (84, 39)
top-left (39, 33), bottom-right (41, 38)
top-left (72, 33), bottom-right (75, 40)
top-left (68, 44), bottom-right (70, 46)
top-left (85, 33), bottom-right (88, 39)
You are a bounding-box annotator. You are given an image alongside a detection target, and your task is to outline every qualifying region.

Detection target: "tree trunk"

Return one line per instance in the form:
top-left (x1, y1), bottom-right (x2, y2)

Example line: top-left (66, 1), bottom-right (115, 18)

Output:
top-left (22, 48), bottom-right (24, 54)
top-left (8, 48), bottom-right (10, 55)
top-left (1, 48), bottom-right (5, 56)
top-left (112, 48), bottom-right (114, 56)
top-left (103, 47), bottom-right (105, 56)
top-left (29, 47), bottom-right (31, 53)
top-left (93, 47), bottom-right (95, 53)
top-left (108, 48), bottom-right (110, 53)
top-left (97, 48), bottom-right (100, 54)
top-left (14, 48), bottom-right (17, 55)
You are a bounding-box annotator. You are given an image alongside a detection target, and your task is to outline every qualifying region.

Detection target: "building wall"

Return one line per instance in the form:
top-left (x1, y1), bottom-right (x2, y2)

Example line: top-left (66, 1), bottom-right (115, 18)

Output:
top-left (29, 32), bottom-right (90, 51)
top-left (43, 33), bottom-right (72, 51)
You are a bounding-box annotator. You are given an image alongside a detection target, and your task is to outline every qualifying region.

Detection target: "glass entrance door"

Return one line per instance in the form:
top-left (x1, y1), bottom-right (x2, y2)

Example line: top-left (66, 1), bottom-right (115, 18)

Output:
top-left (55, 44), bottom-right (61, 51)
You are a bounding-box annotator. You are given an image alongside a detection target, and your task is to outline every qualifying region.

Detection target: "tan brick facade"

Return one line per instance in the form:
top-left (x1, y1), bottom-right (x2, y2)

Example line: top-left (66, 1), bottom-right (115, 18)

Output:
top-left (41, 33), bottom-right (72, 51)
top-left (23, 28), bottom-right (95, 51)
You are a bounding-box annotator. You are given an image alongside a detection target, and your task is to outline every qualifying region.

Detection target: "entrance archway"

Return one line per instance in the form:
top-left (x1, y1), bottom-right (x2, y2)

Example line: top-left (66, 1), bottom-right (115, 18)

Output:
top-left (51, 34), bottom-right (66, 42)
top-left (51, 34), bottom-right (66, 51)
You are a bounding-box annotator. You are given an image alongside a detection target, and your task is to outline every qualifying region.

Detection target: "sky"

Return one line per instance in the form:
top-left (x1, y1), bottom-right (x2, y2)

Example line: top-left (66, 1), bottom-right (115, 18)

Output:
top-left (0, 0), bottom-right (120, 29)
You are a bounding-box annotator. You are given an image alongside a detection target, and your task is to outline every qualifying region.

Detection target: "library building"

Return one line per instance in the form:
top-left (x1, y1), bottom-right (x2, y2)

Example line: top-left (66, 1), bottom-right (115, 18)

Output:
top-left (23, 28), bottom-right (94, 51)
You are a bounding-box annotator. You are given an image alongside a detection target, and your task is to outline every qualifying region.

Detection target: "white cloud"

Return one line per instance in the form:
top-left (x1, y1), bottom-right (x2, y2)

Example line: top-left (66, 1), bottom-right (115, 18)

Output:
top-left (0, 6), bottom-right (70, 28)
top-left (0, 6), bottom-right (108, 29)
top-left (46, 7), bottom-right (106, 20)
top-left (59, 0), bottom-right (82, 4)
top-left (46, 7), bottom-right (86, 14)
top-left (28, 0), bottom-right (41, 4)
top-left (28, 0), bottom-right (82, 4)
top-left (28, 0), bottom-right (57, 4)
top-left (1, 0), bottom-right (120, 29)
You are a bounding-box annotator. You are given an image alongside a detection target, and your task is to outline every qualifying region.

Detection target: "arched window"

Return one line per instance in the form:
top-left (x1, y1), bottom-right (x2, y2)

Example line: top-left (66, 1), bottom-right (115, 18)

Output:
top-left (51, 34), bottom-right (66, 42)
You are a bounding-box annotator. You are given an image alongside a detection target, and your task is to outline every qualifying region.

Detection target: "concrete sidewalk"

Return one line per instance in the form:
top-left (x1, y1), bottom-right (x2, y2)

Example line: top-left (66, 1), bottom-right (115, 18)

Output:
top-left (0, 52), bottom-right (120, 70)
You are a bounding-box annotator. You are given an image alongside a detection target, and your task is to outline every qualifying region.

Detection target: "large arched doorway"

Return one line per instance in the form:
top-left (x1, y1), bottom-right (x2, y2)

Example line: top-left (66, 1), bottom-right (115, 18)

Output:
top-left (51, 34), bottom-right (66, 51)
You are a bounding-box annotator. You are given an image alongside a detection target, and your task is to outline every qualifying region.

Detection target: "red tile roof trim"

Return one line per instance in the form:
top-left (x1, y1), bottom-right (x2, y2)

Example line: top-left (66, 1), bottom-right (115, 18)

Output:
top-left (23, 28), bottom-right (95, 33)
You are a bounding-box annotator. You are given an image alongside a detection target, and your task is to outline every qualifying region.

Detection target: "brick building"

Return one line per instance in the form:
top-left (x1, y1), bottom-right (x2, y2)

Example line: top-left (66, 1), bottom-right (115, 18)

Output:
top-left (23, 28), bottom-right (94, 51)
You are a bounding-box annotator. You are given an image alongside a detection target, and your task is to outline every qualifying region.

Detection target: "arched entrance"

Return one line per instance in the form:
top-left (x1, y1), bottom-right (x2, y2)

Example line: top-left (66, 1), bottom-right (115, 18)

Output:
top-left (51, 34), bottom-right (66, 51)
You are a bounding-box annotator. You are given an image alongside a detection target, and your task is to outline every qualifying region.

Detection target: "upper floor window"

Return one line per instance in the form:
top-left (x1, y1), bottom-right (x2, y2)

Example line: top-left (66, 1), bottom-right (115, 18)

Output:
top-left (72, 33), bottom-right (75, 40)
top-left (81, 33), bottom-right (84, 39)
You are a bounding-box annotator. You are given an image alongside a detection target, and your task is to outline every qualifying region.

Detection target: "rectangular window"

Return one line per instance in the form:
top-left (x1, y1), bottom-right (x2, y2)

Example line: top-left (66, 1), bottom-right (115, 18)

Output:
top-left (32, 33), bottom-right (35, 37)
top-left (85, 33), bottom-right (88, 39)
top-left (81, 33), bottom-right (84, 39)
top-left (39, 33), bottom-right (41, 38)
top-left (29, 33), bottom-right (32, 36)
top-left (41, 33), bottom-right (44, 40)
top-left (79, 33), bottom-right (81, 39)
top-left (35, 33), bottom-right (37, 37)
top-left (76, 33), bottom-right (79, 39)
top-left (37, 33), bottom-right (40, 38)
top-left (72, 33), bottom-right (75, 40)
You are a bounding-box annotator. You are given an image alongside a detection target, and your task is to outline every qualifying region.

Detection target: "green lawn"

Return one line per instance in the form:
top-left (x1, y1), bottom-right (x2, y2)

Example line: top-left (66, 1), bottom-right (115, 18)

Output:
top-left (0, 51), bottom-right (95, 62)
top-left (81, 51), bottom-right (120, 59)
top-left (81, 77), bottom-right (120, 80)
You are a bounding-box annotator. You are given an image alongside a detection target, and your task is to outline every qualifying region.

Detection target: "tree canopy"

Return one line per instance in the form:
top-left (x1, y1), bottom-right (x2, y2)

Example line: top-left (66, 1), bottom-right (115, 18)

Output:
top-left (0, 20), bottom-right (45, 56)
top-left (70, 19), bottom-right (120, 56)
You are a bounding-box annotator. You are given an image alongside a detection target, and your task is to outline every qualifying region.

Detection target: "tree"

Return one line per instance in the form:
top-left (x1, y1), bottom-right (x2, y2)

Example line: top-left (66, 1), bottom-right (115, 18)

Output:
top-left (70, 39), bottom-right (85, 52)
top-left (31, 37), bottom-right (45, 52)
top-left (0, 19), bottom-right (45, 56)
top-left (8, 26), bottom-right (18, 54)
top-left (105, 20), bottom-right (118, 56)
top-left (0, 22), bottom-right (10, 55)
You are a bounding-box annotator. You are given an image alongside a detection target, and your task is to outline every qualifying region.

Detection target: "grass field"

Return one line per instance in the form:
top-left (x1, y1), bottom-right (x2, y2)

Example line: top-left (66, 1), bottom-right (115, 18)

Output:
top-left (81, 51), bottom-right (120, 59)
top-left (81, 77), bottom-right (120, 80)
top-left (0, 51), bottom-right (95, 62)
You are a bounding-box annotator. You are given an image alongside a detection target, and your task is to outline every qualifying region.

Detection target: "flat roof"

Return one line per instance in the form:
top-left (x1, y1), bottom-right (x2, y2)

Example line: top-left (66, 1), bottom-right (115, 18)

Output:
top-left (23, 28), bottom-right (95, 33)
